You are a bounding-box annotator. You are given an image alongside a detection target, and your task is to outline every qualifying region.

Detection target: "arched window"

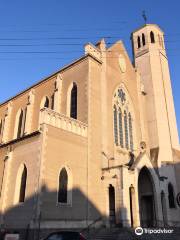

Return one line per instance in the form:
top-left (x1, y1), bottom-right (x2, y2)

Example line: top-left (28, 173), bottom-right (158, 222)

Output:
top-left (17, 109), bottom-right (24, 138)
top-left (168, 183), bottom-right (175, 208)
top-left (113, 87), bottom-right (135, 151)
top-left (118, 109), bottom-right (123, 147)
top-left (129, 113), bottom-right (133, 151)
top-left (142, 33), bottom-right (146, 46)
top-left (113, 105), bottom-right (118, 145)
top-left (70, 83), bottom-right (77, 119)
top-left (58, 168), bottom-right (68, 203)
top-left (150, 31), bottom-right (155, 43)
top-left (137, 36), bottom-right (141, 48)
top-left (124, 110), bottom-right (129, 149)
top-left (44, 97), bottom-right (50, 108)
top-left (19, 165), bottom-right (27, 203)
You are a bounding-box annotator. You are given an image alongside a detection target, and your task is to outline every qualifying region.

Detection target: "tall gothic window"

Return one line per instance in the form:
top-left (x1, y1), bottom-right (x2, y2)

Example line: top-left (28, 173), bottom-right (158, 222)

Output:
top-left (150, 31), bottom-right (155, 43)
top-left (58, 168), bottom-right (68, 203)
top-left (124, 111), bottom-right (129, 149)
top-left (113, 106), bottom-right (118, 145)
top-left (19, 165), bottom-right (27, 203)
top-left (113, 87), bottom-right (134, 151)
top-left (137, 36), bottom-right (141, 48)
top-left (142, 33), bottom-right (146, 46)
top-left (118, 110), bottom-right (123, 147)
top-left (51, 94), bottom-right (55, 110)
top-left (168, 183), bottom-right (175, 208)
top-left (17, 110), bottom-right (24, 138)
top-left (70, 83), bottom-right (77, 119)
top-left (129, 113), bottom-right (133, 151)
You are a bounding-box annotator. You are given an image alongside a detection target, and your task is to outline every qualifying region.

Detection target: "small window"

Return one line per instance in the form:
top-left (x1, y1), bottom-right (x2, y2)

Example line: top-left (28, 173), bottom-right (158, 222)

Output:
top-left (150, 31), bottom-right (155, 43)
top-left (58, 168), bottom-right (68, 203)
top-left (70, 83), bottom-right (77, 119)
top-left (137, 36), bottom-right (141, 48)
top-left (168, 183), bottom-right (175, 208)
top-left (142, 33), bottom-right (146, 46)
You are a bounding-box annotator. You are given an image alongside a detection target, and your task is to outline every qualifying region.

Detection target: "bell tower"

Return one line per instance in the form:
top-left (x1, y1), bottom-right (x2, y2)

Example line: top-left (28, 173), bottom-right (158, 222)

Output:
top-left (131, 24), bottom-right (179, 163)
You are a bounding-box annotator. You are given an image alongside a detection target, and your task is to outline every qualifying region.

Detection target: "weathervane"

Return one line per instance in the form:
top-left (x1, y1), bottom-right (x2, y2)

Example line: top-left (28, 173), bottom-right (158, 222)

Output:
top-left (142, 10), bottom-right (147, 24)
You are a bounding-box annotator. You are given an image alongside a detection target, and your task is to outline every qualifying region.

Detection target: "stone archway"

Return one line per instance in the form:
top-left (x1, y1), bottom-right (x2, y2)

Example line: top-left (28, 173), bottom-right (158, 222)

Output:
top-left (138, 167), bottom-right (156, 227)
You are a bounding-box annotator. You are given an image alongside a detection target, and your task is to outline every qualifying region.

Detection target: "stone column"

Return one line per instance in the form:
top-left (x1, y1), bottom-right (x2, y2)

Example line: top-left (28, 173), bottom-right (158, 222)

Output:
top-left (0, 148), bottom-right (13, 226)
top-left (2, 101), bottom-right (13, 143)
top-left (54, 74), bottom-right (62, 113)
top-left (24, 89), bottom-right (35, 135)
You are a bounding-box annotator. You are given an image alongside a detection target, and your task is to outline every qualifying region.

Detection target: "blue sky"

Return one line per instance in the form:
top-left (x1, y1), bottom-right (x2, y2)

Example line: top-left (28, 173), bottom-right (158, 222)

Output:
top-left (0, 0), bottom-right (180, 137)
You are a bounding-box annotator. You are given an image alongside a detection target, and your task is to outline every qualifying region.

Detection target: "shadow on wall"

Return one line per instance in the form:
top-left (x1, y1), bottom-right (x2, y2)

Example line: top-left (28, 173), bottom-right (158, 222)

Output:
top-left (1, 160), bottom-right (180, 239)
top-left (0, 185), bottom-right (105, 240)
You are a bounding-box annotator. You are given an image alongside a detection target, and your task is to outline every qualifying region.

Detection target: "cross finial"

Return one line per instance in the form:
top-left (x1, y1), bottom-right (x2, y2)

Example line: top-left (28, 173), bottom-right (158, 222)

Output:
top-left (142, 10), bottom-right (147, 24)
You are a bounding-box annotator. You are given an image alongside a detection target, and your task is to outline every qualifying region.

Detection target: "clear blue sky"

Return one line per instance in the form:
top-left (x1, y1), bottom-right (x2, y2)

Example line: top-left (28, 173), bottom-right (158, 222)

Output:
top-left (0, 0), bottom-right (180, 138)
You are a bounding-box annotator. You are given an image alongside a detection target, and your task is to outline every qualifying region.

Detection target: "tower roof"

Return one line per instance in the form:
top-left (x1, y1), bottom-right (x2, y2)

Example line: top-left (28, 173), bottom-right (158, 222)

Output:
top-left (131, 23), bottom-right (164, 35)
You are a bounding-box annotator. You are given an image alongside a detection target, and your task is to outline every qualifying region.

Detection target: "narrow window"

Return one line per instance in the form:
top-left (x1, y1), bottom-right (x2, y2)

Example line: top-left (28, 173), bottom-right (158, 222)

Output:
top-left (19, 165), bottom-right (27, 203)
top-left (0, 120), bottom-right (2, 135)
top-left (58, 168), bottom-right (68, 203)
top-left (113, 106), bottom-right (118, 145)
top-left (70, 83), bottom-right (77, 119)
top-left (168, 183), bottom-right (175, 208)
top-left (128, 113), bottom-right (133, 151)
top-left (150, 31), bottom-right (155, 43)
top-left (142, 33), bottom-right (146, 46)
top-left (17, 110), bottom-right (23, 138)
top-left (137, 36), bottom-right (141, 48)
top-left (51, 94), bottom-right (55, 110)
top-left (118, 109), bottom-right (123, 147)
top-left (44, 97), bottom-right (50, 108)
top-left (124, 111), bottom-right (129, 149)
top-left (22, 107), bottom-right (27, 136)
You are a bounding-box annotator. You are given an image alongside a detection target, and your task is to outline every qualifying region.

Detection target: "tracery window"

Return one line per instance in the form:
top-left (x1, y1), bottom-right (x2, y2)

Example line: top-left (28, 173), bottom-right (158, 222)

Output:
top-left (113, 106), bottom-right (118, 145)
top-left (113, 87), bottom-right (134, 151)
top-left (124, 111), bottom-right (129, 149)
top-left (129, 113), bottom-right (133, 151)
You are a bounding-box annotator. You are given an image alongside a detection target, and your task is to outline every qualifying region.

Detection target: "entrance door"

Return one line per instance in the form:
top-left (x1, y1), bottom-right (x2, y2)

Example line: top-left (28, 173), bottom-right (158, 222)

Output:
top-left (109, 184), bottom-right (115, 225)
top-left (138, 167), bottom-right (156, 227)
top-left (140, 195), bottom-right (154, 227)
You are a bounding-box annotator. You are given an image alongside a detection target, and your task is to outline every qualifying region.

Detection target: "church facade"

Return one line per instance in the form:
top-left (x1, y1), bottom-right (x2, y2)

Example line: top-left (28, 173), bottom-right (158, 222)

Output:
top-left (0, 23), bottom-right (180, 238)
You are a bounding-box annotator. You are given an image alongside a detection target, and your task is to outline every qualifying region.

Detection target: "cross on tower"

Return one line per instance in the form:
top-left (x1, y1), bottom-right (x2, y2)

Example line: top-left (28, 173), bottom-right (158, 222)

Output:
top-left (142, 10), bottom-right (147, 24)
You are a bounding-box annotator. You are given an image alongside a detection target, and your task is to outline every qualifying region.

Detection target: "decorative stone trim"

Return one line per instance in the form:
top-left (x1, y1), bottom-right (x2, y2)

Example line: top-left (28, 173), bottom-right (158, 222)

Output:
top-left (39, 108), bottom-right (88, 137)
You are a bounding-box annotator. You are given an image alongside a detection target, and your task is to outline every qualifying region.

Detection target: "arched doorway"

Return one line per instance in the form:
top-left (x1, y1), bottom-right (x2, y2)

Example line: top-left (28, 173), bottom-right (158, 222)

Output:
top-left (109, 184), bottom-right (115, 226)
top-left (138, 167), bottom-right (156, 227)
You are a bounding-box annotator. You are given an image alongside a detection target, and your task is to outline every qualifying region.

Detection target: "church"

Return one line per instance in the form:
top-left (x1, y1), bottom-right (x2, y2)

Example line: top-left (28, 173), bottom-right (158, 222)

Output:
top-left (0, 23), bottom-right (180, 239)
